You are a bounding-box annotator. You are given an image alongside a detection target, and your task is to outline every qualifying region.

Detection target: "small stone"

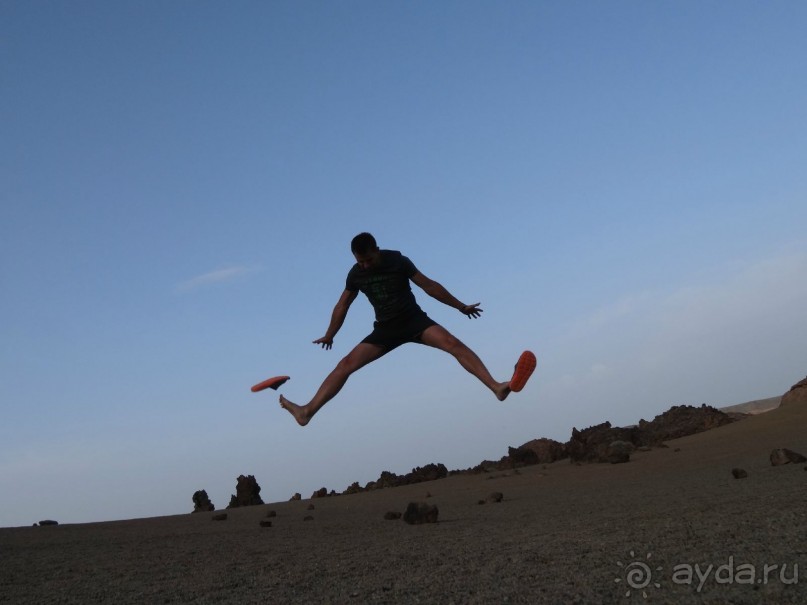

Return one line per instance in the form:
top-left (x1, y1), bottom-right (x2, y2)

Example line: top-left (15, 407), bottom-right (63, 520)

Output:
top-left (731, 468), bottom-right (748, 479)
top-left (785, 449), bottom-right (807, 463)
top-left (488, 492), bottom-right (504, 503)
top-left (770, 448), bottom-right (805, 466)
top-left (259, 520), bottom-right (272, 528)
top-left (303, 515), bottom-right (314, 521)
top-left (383, 511), bottom-right (401, 520)
top-left (477, 500), bottom-right (486, 505)
top-left (307, 503), bottom-right (315, 510)
top-left (266, 510), bottom-right (277, 518)
top-left (38, 520), bottom-right (58, 526)
top-left (290, 493), bottom-right (302, 501)
top-left (212, 513), bottom-right (228, 521)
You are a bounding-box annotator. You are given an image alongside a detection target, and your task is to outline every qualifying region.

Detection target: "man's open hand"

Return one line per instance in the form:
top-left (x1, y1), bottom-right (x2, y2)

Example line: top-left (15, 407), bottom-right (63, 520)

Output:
top-left (460, 303), bottom-right (483, 319)
top-left (313, 336), bottom-right (334, 350)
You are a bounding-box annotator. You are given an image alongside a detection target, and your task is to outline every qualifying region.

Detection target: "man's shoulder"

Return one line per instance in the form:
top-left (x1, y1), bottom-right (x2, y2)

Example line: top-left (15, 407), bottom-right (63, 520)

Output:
top-left (380, 249), bottom-right (404, 261)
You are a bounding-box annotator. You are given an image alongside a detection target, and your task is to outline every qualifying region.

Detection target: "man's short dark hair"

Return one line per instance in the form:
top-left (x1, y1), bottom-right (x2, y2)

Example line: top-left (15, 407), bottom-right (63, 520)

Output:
top-left (351, 232), bottom-right (378, 254)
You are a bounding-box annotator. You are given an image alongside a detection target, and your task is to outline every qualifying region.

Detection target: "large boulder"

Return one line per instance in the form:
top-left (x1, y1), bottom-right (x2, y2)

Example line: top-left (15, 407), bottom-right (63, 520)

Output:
top-left (403, 502), bottom-right (439, 525)
top-left (780, 376), bottom-right (807, 408)
top-left (191, 489), bottom-right (215, 513)
top-left (226, 475), bottom-right (264, 508)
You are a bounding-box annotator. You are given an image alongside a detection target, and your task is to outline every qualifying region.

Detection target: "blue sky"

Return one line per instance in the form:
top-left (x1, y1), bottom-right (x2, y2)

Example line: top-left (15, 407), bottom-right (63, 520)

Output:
top-left (2, 1), bottom-right (806, 527)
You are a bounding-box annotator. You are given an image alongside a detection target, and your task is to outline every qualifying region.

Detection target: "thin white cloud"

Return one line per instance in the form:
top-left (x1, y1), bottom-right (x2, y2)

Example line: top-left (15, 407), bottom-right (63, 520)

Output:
top-left (175, 265), bottom-right (260, 293)
top-left (544, 248), bottom-right (807, 421)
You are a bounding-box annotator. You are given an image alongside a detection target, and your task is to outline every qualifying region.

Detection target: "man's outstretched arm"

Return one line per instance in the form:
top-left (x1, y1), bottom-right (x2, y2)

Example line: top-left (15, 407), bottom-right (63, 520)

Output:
top-left (314, 289), bottom-right (358, 349)
top-left (410, 272), bottom-right (483, 319)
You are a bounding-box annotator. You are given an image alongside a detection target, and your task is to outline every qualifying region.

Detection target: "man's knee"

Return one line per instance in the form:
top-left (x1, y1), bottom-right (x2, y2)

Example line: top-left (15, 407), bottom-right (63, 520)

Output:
top-left (337, 345), bottom-right (384, 374)
top-left (336, 354), bottom-right (360, 374)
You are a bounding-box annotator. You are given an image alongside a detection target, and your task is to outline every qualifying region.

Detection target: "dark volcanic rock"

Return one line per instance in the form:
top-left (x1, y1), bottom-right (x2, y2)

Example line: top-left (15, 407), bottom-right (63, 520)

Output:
top-left (384, 511), bottom-right (402, 520)
top-left (191, 489), bottom-right (215, 513)
top-left (403, 502), bottom-right (439, 525)
top-left (566, 405), bottom-right (736, 464)
top-left (212, 513), bottom-right (227, 521)
top-left (637, 404), bottom-right (734, 445)
top-left (342, 481), bottom-right (362, 495)
top-left (311, 487), bottom-right (329, 499)
top-left (38, 520), bottom-right (58, 526)
top-left (567, 422), bottom-right (640, 463)
top-left (518, 438), bottom-right (568, 464)
top-left (227, 475), bottom-right (264, 508)
top-left (358, 463), bottom-right (449, 493)
top-left (732, 468), bottom-right (748, 479)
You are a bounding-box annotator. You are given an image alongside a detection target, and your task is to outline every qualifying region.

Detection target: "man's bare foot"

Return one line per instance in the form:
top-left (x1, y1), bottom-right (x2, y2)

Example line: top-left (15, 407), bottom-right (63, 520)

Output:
top-left (494, 382), bottom-right (511, 402)
top-left (279, 395), bottom-right (311, 426)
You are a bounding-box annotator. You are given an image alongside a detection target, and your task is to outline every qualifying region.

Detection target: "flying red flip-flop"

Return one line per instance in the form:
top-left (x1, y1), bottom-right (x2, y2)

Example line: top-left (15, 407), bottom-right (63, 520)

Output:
top-left (509, 351), bottom-right (536, 393)
top-left (251, 375), bottom-right (290, 393)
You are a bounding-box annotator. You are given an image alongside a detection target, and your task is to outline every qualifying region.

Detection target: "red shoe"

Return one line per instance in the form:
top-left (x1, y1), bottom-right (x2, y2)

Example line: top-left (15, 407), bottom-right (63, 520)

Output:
top-left (509, 351), bottom-right (536, 393)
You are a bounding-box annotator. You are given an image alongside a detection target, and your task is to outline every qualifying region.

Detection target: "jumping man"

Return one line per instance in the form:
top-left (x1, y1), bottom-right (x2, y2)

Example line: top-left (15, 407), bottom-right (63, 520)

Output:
top-left (279, 232), bottom-right (535, 426)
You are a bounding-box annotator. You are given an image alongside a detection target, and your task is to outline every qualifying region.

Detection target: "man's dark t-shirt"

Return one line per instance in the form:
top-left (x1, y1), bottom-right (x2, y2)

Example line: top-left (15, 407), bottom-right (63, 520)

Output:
top-left (345, 250), bottom-right (424, 322)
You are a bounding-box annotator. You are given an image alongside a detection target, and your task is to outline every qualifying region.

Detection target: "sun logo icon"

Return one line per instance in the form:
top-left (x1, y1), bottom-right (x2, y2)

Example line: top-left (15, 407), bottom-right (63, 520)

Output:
top-left (615, 551), bottom-right (663, 599)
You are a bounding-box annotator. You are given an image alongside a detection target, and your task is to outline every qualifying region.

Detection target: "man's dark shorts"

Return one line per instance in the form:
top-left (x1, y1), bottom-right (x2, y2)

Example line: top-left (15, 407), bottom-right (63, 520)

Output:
top-left (361, 311), bottom-right (438, 351)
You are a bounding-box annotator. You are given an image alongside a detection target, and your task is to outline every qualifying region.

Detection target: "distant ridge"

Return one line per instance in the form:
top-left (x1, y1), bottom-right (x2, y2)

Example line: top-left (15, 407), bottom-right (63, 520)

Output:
top-left (720, 395), bottom-right (781, 415)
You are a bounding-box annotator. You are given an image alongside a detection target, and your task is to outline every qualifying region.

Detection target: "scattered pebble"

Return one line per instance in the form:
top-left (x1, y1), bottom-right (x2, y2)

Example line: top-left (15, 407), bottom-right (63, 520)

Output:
top-left (731, 468), bottom-right (748, 479)
top-left (488, 492), bottom-right (504, 503)
top-left (259, 520), bottom-right (272, 528)
top-left (770, 448), bottom-right (807, 466)
top-left (211, 513), bottom-right (227, 521)
top-left (383, 511), bottom-right (401, 520)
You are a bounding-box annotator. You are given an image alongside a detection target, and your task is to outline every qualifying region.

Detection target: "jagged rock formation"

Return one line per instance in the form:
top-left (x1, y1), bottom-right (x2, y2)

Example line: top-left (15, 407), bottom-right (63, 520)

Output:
top-left (226, 475), bottom-right (264, 508)
top-left (567, 422), bottom-right (640, 463)
top-left (191, 490), bottom-right (215, 513)
top-left (341, 463), bottom-right (449, 495)
top-left (636, 404), bottom-right (734, 445)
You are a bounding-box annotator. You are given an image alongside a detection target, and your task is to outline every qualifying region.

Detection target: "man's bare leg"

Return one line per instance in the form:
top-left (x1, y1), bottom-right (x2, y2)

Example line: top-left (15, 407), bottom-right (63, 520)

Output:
top-left (280, 342), bottom-right (387, 426)
top-left (419, 325), bottom-right (512, 401)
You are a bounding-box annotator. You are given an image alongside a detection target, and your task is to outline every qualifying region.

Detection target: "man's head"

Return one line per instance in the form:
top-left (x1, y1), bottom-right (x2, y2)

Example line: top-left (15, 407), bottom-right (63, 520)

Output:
top-left (351, 232), bottom-right (380, 269)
